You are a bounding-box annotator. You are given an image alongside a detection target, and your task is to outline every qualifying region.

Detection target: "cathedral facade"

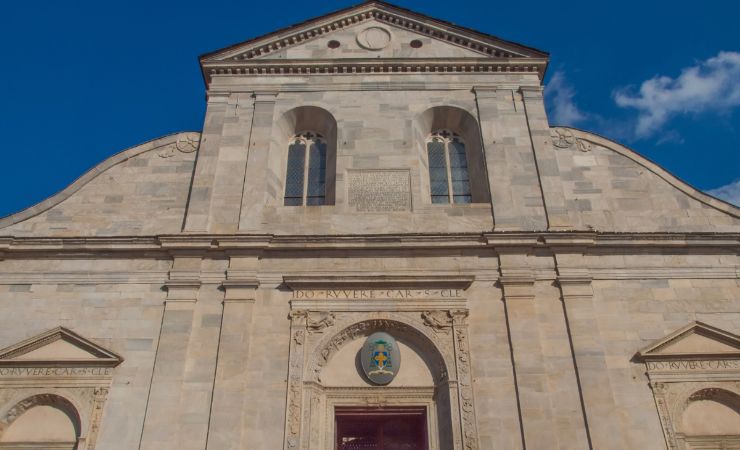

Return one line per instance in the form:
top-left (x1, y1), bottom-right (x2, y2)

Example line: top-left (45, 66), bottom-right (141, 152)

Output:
top-left (0, 2), bottom-right (739, 449)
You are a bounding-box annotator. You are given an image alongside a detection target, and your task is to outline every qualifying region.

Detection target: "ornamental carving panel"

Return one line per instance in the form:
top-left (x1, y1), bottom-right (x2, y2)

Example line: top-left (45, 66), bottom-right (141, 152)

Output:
top-left (286, 304), bottom-right (479, 450)
top-left (158, 133), bottom-right (201, 158)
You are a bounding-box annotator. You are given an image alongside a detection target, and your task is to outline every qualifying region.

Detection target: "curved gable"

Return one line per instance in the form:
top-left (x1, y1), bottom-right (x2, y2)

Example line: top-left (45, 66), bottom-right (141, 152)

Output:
top-left (551, 127), bottom-right (740, 232)
top-left (0, 133), bottom-right (199, 237)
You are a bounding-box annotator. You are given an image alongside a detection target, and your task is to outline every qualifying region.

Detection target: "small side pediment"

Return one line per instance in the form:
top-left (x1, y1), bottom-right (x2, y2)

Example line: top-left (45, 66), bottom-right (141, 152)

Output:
top-left (0, 327), bottom-right (122, 367)
top-left (638, 322), bottom-right (740, 360)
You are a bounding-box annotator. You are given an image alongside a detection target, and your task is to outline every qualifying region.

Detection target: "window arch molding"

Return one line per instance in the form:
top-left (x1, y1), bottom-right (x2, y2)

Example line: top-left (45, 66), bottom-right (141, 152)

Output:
top-left (272, 105), bottom-right (338, 206)
top-left (414, 106), bottom-right (490, 204)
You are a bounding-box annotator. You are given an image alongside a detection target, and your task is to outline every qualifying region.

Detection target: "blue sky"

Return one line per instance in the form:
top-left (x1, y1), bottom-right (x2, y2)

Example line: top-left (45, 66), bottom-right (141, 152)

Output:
top-left (1, 0), bottom-right (738, 217)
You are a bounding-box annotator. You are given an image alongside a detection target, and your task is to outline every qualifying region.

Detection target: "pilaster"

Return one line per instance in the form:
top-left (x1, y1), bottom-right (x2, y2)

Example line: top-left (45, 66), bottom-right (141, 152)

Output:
top-left (239, 92), bottom-right (278, 231)
top-left (498, 248), bottom-right (590, 449)
top-left (183, 93), bottom-right (231, 232)
top-left (554, 246), bottom-right (629, 450)
top-left (520, 86), bottom-right (572, 230)
top-left (183, 92), bottom-right (256, 233)
top-left (473, 87), bottom-right (547, 231)
top-left (141, 251), bottom-right (221, 450)
top-left (207, 255), bottom-right (260, 450)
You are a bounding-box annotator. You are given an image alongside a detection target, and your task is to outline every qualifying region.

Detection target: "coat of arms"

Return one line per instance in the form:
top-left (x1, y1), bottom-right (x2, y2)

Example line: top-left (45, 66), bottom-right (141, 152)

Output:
top-left (368, 339), bottom-right (394, 376)
top-left (361, 331), bottom-right (401, 385)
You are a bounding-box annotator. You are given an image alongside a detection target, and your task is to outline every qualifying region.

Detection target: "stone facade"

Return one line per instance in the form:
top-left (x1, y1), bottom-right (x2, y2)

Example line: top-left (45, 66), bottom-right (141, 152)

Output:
top-left (0, 2), bottom-right (739, 449)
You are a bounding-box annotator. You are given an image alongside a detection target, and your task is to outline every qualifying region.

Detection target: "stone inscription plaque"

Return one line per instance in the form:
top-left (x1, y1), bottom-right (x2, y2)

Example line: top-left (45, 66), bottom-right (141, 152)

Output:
top-left (0, 367), bottom-right (113, 377)
top-left (645, 359), bottom-right (740, 372)
top-left (348, 170), bottom-right (411, 212)
top-left (291, 289), bottom-right (462, 300)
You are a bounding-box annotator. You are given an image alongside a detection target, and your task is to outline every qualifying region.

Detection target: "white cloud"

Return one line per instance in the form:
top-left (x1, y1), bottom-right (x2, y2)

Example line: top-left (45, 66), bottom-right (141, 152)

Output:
top-left (707, 179), bottom-right (740, 207)
top-left (544, 71), bottom-right (588, 126)
top-left (614, 51), bottom-right (740, 138)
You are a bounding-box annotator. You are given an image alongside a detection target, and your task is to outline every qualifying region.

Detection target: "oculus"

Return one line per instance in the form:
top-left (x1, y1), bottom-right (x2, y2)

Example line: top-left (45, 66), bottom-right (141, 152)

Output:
top-left (356, 27), bottom-right (391, 50)
top-left (361, 332), bottom-right (400, 385)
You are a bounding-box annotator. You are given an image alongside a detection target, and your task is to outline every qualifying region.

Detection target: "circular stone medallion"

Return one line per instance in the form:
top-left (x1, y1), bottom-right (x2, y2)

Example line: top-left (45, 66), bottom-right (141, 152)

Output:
top-left (356, 27), bottom-right (392, 50)
top-left (361, 331), bottom-right (401, 385)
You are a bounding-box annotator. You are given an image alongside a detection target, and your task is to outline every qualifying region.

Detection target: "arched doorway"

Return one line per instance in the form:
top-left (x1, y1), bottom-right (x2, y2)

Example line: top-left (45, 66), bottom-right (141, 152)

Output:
top-left (284, 310), bottom-right (479, 450)
top-left (0, 394), bottom-right (81, 450)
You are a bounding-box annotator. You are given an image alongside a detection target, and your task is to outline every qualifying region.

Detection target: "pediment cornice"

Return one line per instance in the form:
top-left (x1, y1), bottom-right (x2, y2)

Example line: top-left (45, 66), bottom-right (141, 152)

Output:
top-left (0, 327), bottom-right (123, 368)
top-left (199, 1), bottom-right (549, 85)
top-left (638, 321), bottom-right (740, 361)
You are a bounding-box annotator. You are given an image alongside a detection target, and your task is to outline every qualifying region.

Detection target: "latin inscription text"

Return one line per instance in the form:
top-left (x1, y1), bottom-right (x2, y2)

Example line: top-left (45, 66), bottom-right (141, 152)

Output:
top-left (0, 367), bottom-right (112, 377)
top-left (348, 170), bottom-right (411, 212)
top-left (292, 289), bottom-right (462, 300)
top-left (646, 360), bottom-right (739, 371)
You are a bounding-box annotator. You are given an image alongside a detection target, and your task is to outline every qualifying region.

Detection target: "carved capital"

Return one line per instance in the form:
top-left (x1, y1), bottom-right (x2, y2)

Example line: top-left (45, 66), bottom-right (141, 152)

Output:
top-left (221, 278), bottom-right (259, 303)
top-left (289, 310), bottom-right (308, 326)
top-left (499, 274), bottom-right (535, 301)
top-left (556, 274), bottom-right (593, 300)
top-left (450, 309), bottom-right (469, 326)
top-left (163, 280), bottom-right (201, 303)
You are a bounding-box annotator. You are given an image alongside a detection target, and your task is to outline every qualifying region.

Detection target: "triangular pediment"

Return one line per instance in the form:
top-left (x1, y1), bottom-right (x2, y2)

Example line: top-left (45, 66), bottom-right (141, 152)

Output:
top-left (252, 18), bottom-right (490, 61)
top-left (200, 1), bottom-right (548, 84)
top-left (0, 327), bottom-right (122, 367)
top-left (638, 322), bottom-right (740, 360)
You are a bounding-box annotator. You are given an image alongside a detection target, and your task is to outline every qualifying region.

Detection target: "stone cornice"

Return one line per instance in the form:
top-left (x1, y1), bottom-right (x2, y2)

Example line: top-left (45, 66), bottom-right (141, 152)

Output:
top-left (283, 274), bottom-right (474, 290)
top-left (202, 58), bottom-right (548, 83)
top-left (0, 232), bottom-right (738, 254)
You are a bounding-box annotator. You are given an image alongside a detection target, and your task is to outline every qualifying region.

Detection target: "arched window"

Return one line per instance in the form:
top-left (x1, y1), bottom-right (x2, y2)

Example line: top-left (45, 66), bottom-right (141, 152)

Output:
top-left (284, 131), bottom-right (327, 206)
top-left (426, 130), bottom-right (472, 204)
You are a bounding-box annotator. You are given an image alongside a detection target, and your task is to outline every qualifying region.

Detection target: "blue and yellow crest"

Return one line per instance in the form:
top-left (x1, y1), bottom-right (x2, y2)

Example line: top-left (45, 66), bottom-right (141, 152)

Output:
top-left (361, 332), bottom-right (401, 385)
top-left (368, 339), bottom-right (394, 376)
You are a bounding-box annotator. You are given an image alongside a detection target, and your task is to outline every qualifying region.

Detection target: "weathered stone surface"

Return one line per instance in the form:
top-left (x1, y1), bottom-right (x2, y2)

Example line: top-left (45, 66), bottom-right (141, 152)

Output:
top-left (0, 2), bottom-right (738, 450)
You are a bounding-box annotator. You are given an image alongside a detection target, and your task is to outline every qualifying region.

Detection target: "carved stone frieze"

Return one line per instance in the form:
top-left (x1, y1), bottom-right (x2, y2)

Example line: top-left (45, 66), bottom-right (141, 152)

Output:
top-left (306, 312), bottom-right (336, 333)
top-left (451, 310), bottom-right (478, 450)
top-left (421, 310), bottom-right (453, 332)
top-left (550, 127), bottom-right (575, 148)
top-left (550, 127), bottom-right (593, 152)
top-left (157, 133), bottom-right (200, 158)
top-left (284, 315), bottom-right (308, 450)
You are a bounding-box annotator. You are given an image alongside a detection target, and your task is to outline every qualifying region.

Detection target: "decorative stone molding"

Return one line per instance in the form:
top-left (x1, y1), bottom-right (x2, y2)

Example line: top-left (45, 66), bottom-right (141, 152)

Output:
top-left (221, 278), bottom-right (259, 303)
top-left (549, 127), bottom-right (592, 152)
top-left (421, 310), bottom-right (453, 332)
top-left (204, 59), bottom-right (546, 81)
top-left (283, 275), bottom-right (474, 290)
top-left (157, 132), bottom-right (200, 158)
top-left (450, 310), bottom-right (479, 450)
top-left (0, 328), bottom-right (121, 450)
top-left (163, 279), bottom-right (201, 303)
top-left (306, 312), bottom-right (336, 333)
top-left (637, 322), bottom-right (740, 449)
top-left (498, 272), bottom-right (535, 301)
top-left (0, 327), bottom-right (122, 368)
top-left (284, 311), bottom-right (308, 450)
top-left (2, 232), bottom-right (739, 255)
top-left (283, 302), bottom-right (478, 449)
top-left (356, 26), bottom-right (392, 50)
top-left (200, 3), bottom-right (547, 85)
